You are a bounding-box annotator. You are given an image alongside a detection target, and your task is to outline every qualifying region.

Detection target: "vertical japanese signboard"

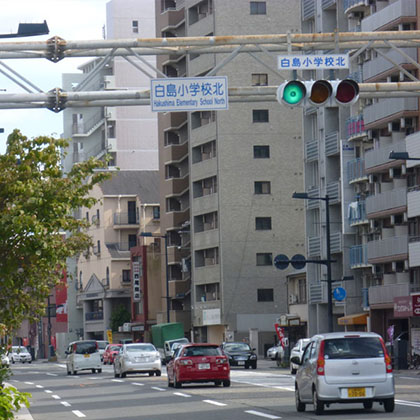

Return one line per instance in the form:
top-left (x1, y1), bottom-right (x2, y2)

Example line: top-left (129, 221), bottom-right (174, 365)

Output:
top-left (150, 76), bottom-right (228, 112)
top-left (132, 259), bottom-right (141, 302)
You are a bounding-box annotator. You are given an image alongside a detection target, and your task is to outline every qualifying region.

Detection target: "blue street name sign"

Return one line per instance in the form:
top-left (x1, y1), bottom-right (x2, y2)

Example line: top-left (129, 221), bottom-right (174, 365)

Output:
top-left (151, 76), bottom-right (229, 112)
top-left (277, 54), bottom-right (349, 70)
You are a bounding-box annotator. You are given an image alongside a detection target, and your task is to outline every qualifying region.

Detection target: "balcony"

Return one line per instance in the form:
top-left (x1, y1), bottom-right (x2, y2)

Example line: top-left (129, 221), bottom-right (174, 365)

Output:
top-left (302, 0), bottom-right (315, 20)
top-left (363, 98), bottom-right (418, 129)
top-left (349, 201), bottom-right (368, 226)
top-left (166, 175), bottom-right (189, 195)
top-left (363, 48), bottom-right (418, 82)
top-left (361, 0), bottom-right (416, 32)
top-left (105, 242), bottom-right (133, 259)
top-left (367, 235), bottom-right (408, 263)
top-left (326, 181), bottom-right (341, 204)
top-left (330, 231), bottom-right (342, 254)
top-left (166, 208), bottom-right (190, 228)
top-left (347, 158), bottom-right (367, 183)
top-left (368, 283), bottom-right (411, 306)
top-left (409, 238), bottom-right (420, 268)
top-left (163, 142), bottom-right (188, 162)
top-left (366, 188), bottom-right (407, 217)
top-left (349, 244), bottom-right (370, 268)
top-left (305, 140), bottom-right (319, 162)
top-left (407, 187), bottom-right (420, 218)
top-left (85, 311), bottom-right (103, 321)
top-left (168, 278), bottom-right (190, 299)
top-left (113, 212), bottom-right (139, 228)
top-left (306, 186), bottom-right (320, 210)
top-left (308, 236), bottom-right (321, 257)
top-left (365, 140), bottom-right (405, 171)
top-left (325, 131), bottom-right (339, 156)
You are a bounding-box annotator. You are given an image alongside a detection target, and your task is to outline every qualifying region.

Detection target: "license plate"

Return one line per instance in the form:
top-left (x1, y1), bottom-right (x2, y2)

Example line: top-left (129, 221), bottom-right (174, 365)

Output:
top-left (237, 361), bottom-right (245, 365)
top-left (348, 387), bottom-right (366, 398)
top-left (84, 354), bottom-right (90, 358)
top-left (198, 363), bottom-right (210, 370)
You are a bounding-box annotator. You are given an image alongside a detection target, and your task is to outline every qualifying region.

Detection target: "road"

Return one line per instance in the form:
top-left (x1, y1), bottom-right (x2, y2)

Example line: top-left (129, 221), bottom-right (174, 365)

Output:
top-left (8, 359), bottom-right (420, 420)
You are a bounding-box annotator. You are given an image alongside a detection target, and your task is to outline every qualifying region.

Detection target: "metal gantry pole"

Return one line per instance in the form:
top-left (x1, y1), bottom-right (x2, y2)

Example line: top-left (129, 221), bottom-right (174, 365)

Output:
top-left (325, 195), bottom-right (333, 333)
top-left (164, 234), bottom-right (170, 323)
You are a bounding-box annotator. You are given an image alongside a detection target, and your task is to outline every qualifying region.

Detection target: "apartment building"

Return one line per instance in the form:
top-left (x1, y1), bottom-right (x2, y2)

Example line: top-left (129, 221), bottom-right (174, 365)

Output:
top-left (156, 0), bottom-right (304, 353)
top-left (301, 0), bottom-right (420, 345)
top-left (76, 170), bottom-right (160, 341)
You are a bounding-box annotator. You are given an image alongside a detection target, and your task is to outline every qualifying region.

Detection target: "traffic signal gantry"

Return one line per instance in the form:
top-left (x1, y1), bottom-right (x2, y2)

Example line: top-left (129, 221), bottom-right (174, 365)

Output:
top-left (277, 79), bottom-right (359, 107)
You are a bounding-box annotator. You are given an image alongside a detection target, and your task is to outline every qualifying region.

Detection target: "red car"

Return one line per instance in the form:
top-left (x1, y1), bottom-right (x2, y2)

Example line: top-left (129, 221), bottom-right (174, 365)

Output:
top-left (103, 344), bottom-right (122, 365)
top-left (166, 343), bottom-right (230, 388)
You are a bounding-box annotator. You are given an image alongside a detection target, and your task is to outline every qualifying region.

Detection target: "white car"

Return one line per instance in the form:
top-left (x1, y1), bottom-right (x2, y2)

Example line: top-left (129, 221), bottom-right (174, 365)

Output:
top-left (114, 343), bottom-right (161, 378)
top-left (290, 338), bottom-right (310, 374)
top-left (66, 340), bottom-right (102, 375)
top-left (10, 346), bottom-right (32, 364)
top-left (292, 332), bottom-right (395, 414)
top-left (266, 344), bottom-right (284, 363)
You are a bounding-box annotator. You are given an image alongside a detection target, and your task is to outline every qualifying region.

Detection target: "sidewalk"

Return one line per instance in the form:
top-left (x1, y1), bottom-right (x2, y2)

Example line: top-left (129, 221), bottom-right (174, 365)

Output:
top-left (4, 383), bottom-right (34, 420)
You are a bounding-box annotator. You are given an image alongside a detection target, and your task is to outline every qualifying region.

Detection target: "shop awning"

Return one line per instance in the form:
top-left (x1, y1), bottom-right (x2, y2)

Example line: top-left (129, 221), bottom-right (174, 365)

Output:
top-left (337, 312), bottom-right (368, 326)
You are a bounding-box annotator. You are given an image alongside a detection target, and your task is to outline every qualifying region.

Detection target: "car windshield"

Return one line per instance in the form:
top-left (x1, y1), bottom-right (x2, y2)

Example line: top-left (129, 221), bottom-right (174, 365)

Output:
top-left (183, 346), bottom-right (222, 357)
top-left (224, 343), bottom-right (251, 352)
top-left (75, 342), bottom-right (97, 354)
top-left (12, 347), bottom-right (29, 354)
top-left (324, 337), bottom-right (385, 359)
top-left (97, 342), bottom-right (108, 349)
top-left (110, 345), bottom-right (121, 351)
top-left (126, 344), bottom-right (156, 352)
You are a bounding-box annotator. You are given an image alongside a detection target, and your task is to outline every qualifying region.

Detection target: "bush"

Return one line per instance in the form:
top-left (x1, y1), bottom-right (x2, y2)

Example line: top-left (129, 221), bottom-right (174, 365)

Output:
top-left (0, 385), bottom-right (31, 420)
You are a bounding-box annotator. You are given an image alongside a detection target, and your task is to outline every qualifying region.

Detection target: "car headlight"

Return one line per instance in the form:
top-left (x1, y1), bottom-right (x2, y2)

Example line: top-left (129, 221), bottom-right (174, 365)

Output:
top-left (250, 355), bottom-right (257, 360)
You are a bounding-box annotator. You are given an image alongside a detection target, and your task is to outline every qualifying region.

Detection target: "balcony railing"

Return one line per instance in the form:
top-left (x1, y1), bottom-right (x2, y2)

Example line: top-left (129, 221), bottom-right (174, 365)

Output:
top-left (113, 212), bottom-right (139, 225)
top-left (85, 311), bottom-right (103, 321)
top-left (369, 283), bottom-right (410, 305)
top-left (345, 114), bottom-right (365, 140)
top-left (350, 244), bottom-right (370, 268)
top-left (366, 188), bottom-right (407, 215)
top-left (305, 140), bottom-right (319, 162)
top-left (365, 140), bottom-right (405, 170)
top-left (367, 235), bottom-right (408, 262)
top-left (347, 158), bottom-right (366, 182)
top-left (325, 131), bottom-right (339, 156)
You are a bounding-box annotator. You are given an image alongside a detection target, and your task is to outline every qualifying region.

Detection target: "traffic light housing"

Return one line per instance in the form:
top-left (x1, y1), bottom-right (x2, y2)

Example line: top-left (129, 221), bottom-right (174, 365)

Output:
top-left (277, 79), bottom-right (359, 107)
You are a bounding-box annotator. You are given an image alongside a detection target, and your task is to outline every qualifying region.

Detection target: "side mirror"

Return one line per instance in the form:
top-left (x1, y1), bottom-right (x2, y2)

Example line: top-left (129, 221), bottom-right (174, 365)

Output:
top-left (252, 348), bottom-right (256, 352)
top-left (290, 356), bottom-right (302, 365)
top-left (65, 350), bottom-right (69, 355)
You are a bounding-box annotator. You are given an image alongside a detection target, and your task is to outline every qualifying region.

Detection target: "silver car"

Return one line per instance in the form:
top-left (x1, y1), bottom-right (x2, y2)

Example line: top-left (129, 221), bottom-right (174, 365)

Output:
top-left (114, 343), bottom-right (161, 378)
top-left (290, 338), bottom-right (310, 374)
top-left (292, 332), bottom-right (395, 415)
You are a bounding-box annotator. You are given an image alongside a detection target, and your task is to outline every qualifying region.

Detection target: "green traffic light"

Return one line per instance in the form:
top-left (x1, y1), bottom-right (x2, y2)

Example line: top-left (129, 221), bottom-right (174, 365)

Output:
top-left (283, 81), bottom-right (305, 105)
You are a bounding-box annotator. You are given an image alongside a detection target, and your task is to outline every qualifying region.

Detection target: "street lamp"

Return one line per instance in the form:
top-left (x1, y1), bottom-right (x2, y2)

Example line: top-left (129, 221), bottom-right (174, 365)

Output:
top-left (140, 232), bottom-right (170, 323)
top-left (292, 191), bottom-right (333, 332)
top-left (389, 151), bottom-right (420, 160)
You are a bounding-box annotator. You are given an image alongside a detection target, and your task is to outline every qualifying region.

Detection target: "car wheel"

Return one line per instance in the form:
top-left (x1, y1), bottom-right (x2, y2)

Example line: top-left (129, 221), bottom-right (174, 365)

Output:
top-left (313, 388), bottom-right (324, 415)
top-left (12, 359), bottom-right (15, 364)
top-left (97, 368), bottom-right (102, 373)
top-left (155, 371), bottom-right (161, 377)
top-left (291, 367), bottom-right (297, 375)
top-left (114, 365), bottom-right (120, 378)
top-left (72, 365), bottom-right (77, 375)
top-left (252, 362), bottom-right (257, 369)
top-left (174, 373), bottom-right (182, 388)
top-left (28, 361), bottom-right (32, 364)
top-left (363, 401), bottom-right (373, 410)
top-left (295, 386), bottom-right (306, 412)
top-left (214, 380), bottom-right (221, 386)
top-left (223, 380), bottom-right (231, 387)
top-left (149, 372), bottom-right (154, 377)
top-left (245, 364), bottom-right (249, 369)
top-left (121, 371), bottom-right (126, 378)
top-left (167, 375), bottom-right (173, 387)
top-left (91, 369), bottom-right (96, 373)
top-left (383, 398), bottom-right (395, 413)
top-left (67, 368), bottom-right (71, 375)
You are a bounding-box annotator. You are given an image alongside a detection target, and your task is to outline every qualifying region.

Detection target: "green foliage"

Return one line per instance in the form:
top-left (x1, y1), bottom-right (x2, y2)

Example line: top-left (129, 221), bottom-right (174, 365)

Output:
top-left (110, 305), bottom-right (131, 332)
top-left (0, 385), bottom-right (31, 420)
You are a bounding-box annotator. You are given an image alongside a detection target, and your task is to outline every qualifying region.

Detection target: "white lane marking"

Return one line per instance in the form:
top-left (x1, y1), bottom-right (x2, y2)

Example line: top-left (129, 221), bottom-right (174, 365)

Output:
top-left (244, 410), bottom-right (281, 419)
top-left (132, 382), bottom-right (144, 386)
top-left (56, 364), bottom-right (67, 368)
top-left (274, 386), bottom-right (294, 392)
top-left (52, 395), bottom-right (61, 400)
top-left (47, 373), bottom-right (58, 376)
top-left (396, 399), bottom-right (420, 407)
top-left (203, 400), bottom-right (227, 407)
top-left (61, 401), bottom-right (71, 407)
top-left (36, 385), bottom-right (44, 389)
top-left (151, 386), bottom-right (166, 391)
top-left (72, 410), bottom-right (86, 418)
top-left (24, 382), bottom-right (34, 385)
top-left (173, 392), bottom-right (191, 397)
top-left (45, 390), bottom-right (53, 394)
top-left (399, 376), bottom-right (420, 380)
top-left (112, 379), bottom-right (124, 383)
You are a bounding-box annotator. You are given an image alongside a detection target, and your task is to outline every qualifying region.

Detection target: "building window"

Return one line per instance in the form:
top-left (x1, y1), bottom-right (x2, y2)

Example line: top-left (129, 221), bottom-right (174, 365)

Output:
top-left (254, 145), bottom-right (270, 158)
top-left (153, 206), bottom-right (160, 220)
top-left (252, 73), bottom-right (268, 86)
top-left (254, 181), bottom-right (271, 194)
top-left (257, 288), bottom-right (273, 302)
top-left (122, 270), bottom-right (131, 283)
top-left (250, 1), bottom-right (266, 15)
top-left (253, 109), bottom-right (269, 123)
top-left (132, 20), bottom-right (138, 33)
top-left (256, 253), bottom-right (272, 266)
top-left (106, 267), bottom-right (110, 286)
top-left (256, 217), bottom-right (272, 230)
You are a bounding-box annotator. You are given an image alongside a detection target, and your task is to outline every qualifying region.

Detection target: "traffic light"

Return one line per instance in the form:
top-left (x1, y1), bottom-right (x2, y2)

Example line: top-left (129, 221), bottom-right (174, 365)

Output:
top-left (277, 79), bottom-right (359, 107)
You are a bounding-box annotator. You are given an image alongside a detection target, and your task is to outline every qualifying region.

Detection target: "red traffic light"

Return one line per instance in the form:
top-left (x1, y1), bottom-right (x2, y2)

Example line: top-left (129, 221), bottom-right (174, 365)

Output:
top-left (335, 79), bottom-right (359, 105)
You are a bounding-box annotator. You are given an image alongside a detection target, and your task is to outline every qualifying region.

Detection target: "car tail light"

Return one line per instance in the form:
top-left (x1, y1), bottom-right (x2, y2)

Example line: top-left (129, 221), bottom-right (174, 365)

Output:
top-left (316, 340), bottom-right (325, 376)
top-left (380, 338), bottom-right (393, 373)
top-left (179, 359), bottom-right (193, 366)
top-left (216, 358), bottom-right (228, 364)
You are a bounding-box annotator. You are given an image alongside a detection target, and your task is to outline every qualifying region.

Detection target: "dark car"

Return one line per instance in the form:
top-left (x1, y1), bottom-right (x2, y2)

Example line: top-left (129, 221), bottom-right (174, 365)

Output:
top-left (220, 342), bottom-right (257, 369)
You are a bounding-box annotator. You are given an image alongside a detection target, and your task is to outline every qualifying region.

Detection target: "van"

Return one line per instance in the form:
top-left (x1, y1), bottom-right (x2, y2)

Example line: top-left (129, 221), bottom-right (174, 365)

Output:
top-left (65, 340), bottom-right (102, 375)
top-left (292, 332), bottom-right (395, 414)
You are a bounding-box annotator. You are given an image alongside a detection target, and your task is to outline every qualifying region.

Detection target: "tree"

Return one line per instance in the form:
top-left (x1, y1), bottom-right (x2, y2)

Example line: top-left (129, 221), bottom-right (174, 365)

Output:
top-left (110, 305), bottom-right (131, 332)
top-left (0, 130), bottom-right (111, 415)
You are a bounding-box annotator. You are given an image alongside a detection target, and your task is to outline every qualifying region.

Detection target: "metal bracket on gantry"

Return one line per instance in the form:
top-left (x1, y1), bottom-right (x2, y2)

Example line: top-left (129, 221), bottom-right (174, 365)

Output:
top-left (47, 88), bottom-right (67, 113)
top-left (46, 36), bottom-right (66, 63)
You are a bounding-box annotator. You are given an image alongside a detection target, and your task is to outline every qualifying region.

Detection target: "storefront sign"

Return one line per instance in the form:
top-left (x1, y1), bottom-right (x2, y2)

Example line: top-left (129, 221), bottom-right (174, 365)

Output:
top-left (394, 296), bottom-right (413, 317)
top-left (413, 294), bottom-right (420, 316)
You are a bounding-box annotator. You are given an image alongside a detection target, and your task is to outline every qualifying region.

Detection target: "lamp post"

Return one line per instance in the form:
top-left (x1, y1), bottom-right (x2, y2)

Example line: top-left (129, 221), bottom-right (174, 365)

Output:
top-left (140, 232), bottom-right (170, 323)
top-left (293, 192), bottom-right (333, 332)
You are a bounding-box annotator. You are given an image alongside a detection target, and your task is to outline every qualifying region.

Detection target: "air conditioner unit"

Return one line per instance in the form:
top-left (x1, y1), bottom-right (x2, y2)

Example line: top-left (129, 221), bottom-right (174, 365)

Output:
top-left (288, 294), bottom-right (298, 304)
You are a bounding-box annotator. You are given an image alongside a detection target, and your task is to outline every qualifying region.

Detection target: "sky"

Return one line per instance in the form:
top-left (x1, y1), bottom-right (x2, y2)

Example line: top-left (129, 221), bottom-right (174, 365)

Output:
top-left (0, 0), bottom-right (110, 154)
